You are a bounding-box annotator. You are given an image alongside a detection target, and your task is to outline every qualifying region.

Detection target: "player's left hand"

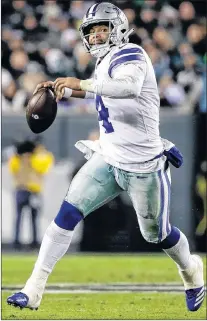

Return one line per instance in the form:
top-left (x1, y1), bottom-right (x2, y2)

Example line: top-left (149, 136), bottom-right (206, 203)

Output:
top-left (54, 77), bottom-right (81, 101)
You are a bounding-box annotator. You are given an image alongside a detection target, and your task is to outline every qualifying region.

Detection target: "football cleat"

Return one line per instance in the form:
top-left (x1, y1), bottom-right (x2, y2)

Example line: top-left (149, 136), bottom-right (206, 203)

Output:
top-left (185, 286), bottom-right (205, 312)
top-left (179, 255), bottom-right (205, 311)
top-left (7, 291), bottom-right (41, 310)
top-left (7, 292), bottom-right (31, 310)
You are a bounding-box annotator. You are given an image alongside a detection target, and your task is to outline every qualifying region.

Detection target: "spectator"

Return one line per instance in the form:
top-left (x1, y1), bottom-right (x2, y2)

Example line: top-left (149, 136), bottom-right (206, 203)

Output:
top-left (8, 36), bottom-right (24, 52)
top-left (43, 48), bottom-right (75, 78)
top-left (8, 0), bottom-right (33, 30)
top-left (159, 73), bottom-right (186, 108)
top-left (9, 49), bottom-right (29, 79)
top-left (137, 8), bottom-right (158, 36)
top-left (19, 72), bottom-right (47, 95)
top-left (23, 14), bottom-right (48, 44)
top-left (1, 0), bottom-right (206, 114)
top-left (159, 4), bottom-right (182, 45)
top-left (152, 27), bottom-right (175, 54)
top-left (41, 0), bottom-right (62, 26)
top-left (2, 68), bottom-right (28, 113)
top-left (143, 41), bottom-right (170, 81)
top-left (73, 42), bottom-right (95, 80)
top-left (179, 1), bottom-right (196, 36)
top-left (187, 23), bottom-right (206, 57)
top-left (176, 53), bottom-right (203, 111)
top-left (59, 14), bottom-right (79, 55)
top-left (8, 138), bottom-right (54, 249)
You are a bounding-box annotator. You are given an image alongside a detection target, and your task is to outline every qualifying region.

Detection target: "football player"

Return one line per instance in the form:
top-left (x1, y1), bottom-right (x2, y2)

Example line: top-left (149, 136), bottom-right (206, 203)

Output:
top-left (7, 2), bottom-right (204, 312)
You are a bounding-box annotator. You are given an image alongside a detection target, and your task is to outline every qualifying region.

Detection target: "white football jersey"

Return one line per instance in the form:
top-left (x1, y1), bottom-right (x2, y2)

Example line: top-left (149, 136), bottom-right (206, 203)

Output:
top-left (76, 43), bottom-right (166, 173)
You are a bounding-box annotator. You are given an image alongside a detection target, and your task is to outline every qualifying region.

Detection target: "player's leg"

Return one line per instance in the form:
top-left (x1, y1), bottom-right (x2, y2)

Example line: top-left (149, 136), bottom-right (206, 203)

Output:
top-left (127, 162), bottom-right (205, 312)
top-left (7, 153), bottom-right (122, 310)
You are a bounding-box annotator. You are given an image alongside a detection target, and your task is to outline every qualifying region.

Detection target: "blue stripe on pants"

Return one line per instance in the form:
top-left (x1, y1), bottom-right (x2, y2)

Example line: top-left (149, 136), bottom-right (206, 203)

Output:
top-left (158, 170), bottom-right (164, 241)
top-left (164, 169), bottom-right (171, 235)
top-left (158, 168), bottom-right (171, 241)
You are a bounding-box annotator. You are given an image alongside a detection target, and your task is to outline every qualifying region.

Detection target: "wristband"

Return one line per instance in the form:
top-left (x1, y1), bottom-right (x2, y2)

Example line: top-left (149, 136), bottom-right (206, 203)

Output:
top-left (63, 88), bottom-right (73, 99)
top-left (80, 79), bottom-right (96, 92)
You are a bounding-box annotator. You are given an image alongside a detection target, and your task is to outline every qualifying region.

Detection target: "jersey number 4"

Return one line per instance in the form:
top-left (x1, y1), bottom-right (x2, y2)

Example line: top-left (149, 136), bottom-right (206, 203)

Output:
top-left (95, 95), bottom-right (114, 133)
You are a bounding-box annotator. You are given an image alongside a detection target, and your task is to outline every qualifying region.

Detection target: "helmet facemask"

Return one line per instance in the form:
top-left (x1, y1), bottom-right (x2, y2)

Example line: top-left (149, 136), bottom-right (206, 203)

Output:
top-left (80, 20), bottom-right (117, 58)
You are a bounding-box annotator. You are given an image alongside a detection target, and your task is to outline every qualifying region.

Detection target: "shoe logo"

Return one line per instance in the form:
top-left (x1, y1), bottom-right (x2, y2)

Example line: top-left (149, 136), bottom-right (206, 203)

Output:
top-left (17, 298), bottom-right (27, 302)
top-left (194, 288), bottom-right (205, 307)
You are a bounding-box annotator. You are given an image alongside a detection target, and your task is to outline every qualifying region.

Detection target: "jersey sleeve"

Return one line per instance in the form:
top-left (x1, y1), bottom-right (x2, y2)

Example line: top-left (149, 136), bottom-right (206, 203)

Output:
top-left (108, 46), bottom-right (146, 78)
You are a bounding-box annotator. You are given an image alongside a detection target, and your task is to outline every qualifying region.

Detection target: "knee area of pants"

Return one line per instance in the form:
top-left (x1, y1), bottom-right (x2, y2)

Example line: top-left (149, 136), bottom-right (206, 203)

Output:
top-left (54, 201), bottom-right (84, 231)
top-left (140, 230), bottom-right (159, 244)
top-left (140, 226), bottom-right (180, 249)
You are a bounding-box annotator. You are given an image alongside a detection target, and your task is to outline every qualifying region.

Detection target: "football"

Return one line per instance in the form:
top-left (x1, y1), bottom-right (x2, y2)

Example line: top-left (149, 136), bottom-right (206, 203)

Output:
top-left (26, 87), bottom-right (57, 134)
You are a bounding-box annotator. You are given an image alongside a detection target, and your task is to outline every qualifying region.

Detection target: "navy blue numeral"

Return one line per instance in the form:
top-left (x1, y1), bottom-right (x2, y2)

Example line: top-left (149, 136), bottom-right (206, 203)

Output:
top-left (95, 95), bottom-right (114, 133)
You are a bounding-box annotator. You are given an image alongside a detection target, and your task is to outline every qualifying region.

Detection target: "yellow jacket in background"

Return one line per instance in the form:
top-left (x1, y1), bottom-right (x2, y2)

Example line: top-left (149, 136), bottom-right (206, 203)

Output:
top-left (8, 148), bottom-right (54, 193)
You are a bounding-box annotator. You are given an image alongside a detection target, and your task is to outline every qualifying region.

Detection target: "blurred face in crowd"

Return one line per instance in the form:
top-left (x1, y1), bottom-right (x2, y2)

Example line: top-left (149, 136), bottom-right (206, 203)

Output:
top-left (8, 38), bottom-right (24, 51)
top-left (2, 28), bottom-right (14, 42)
top-left (13, 0), bottom-right (26, 10)
top-left (178, 42), bottom-right (193, 56)
top-left (21, 72), bottom-right (47, 94)
top-left (71, 1), bottom-right (84, 10)
top-left (10, 50), bottom-right (28, 71)
top-left (183, 54), bottom-right (196, 69)
top-left (152, 27), bottom-right (174, 50)
top-left (143, 41), bottom-right (161, 63)
top-left (148, 47), bottom-right (161, 64)
top-left (24, 15), bottom-right (38, 30)
top-left (123, 9), bottom-right (135, 24)
top-left (141, 9), bottom-right (156, 23)
top-left (3, 80), bottom-right (17, 98)
top-left (88, 24), bottom-right (110, 45)
top-left (44, 0), bottom-right (57, 6)
top-left (179, 1), bottom-right (195, 20)
top-left (187, 24), bottom-right (204, 44)
top-left (58, 17), bottom-right (69, 31)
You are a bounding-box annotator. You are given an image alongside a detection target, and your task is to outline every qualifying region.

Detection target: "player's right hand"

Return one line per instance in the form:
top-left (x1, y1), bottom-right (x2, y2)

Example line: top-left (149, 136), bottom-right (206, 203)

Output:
top-left (33, 81), bottom-right (54, 95)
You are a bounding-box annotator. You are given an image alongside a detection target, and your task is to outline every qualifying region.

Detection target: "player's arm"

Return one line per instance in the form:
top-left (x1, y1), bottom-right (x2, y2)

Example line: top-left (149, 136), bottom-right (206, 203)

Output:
top-left (80, 63), bottom-right (146, 99)
top-left (33, 81), bottom-right (94, 101)
top-left (63, 89), bottom-right (94, 100)
top-left (53, 47), bottom-right (147, 99)
top-left (53, 64), bottom-right (146, 100)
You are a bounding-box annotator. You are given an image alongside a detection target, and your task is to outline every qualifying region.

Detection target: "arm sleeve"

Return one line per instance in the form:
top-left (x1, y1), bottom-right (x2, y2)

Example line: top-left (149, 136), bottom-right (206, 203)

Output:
top-left (98, 62), bottom-right (146, 98)
top-left (80, 62), bottom-right (146, 99)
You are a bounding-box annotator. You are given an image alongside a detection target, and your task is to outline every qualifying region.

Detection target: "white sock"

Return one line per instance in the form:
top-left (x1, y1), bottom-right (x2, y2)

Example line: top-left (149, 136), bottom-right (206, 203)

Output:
top-left (23, 220), bottom-right (73, 293)
top-left (163, 230), bottom-right (195, 271)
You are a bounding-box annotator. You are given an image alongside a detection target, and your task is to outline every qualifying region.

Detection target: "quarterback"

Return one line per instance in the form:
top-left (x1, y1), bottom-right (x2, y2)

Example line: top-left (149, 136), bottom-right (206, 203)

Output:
top-left (7, 2), bottom-right (204, 312)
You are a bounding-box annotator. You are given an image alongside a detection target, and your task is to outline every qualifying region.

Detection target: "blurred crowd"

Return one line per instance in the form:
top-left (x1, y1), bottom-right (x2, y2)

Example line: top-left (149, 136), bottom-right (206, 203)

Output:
top-left (2, 0), bottom-right (206, 114)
